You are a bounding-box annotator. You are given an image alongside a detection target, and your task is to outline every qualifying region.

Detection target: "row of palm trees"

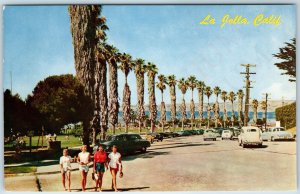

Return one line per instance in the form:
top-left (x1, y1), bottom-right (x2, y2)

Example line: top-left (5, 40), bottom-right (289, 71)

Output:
top-left (68, 5), bottom-right (267, 145)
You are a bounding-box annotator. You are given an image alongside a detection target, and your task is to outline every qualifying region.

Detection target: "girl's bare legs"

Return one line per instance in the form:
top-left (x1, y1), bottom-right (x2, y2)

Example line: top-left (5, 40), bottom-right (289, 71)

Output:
top-left (81, 171), bottom-right (87, 191)
top-left (61, 172), bottom-right (66, 190)
top-left (98, 172), bottom-right (104, 191)
top-left (110, 170), bottom-right (118, 192)
top-left (67, 171), bottom-right (71, 192)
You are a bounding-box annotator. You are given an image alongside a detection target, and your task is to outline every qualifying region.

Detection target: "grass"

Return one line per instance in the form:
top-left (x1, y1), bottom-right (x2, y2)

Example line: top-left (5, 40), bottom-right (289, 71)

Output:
top-left (4, 166), bottom-right (37, 174)
top-left (4, 135), bottom-right (83, 149)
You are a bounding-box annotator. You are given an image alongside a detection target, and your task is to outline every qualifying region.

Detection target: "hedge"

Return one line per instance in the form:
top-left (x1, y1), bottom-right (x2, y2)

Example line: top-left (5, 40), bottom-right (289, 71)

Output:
top-left (275, 102), bottom-right (296, 129)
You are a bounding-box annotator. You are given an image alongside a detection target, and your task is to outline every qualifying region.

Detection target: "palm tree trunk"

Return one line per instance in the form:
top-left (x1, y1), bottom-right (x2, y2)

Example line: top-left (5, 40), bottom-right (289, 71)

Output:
top-left (68, 5), bottom-right (99, 147)
top-left (108, 59), bottom-right (119, 137)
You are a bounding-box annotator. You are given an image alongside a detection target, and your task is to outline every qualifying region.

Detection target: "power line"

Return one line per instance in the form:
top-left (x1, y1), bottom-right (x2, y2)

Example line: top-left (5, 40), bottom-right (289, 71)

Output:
top-left (262, 93), bottom-right (271, 130)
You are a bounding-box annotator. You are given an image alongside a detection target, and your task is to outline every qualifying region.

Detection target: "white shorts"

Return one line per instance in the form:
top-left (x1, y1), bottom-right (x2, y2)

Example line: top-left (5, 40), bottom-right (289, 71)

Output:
top-left (79, 165), bottom-right (89, 172)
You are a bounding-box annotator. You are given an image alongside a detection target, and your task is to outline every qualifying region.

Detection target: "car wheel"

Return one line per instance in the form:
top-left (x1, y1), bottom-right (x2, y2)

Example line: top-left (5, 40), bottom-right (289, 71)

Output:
top-left (221, 138), bottom-right (223, 140)
top-left (258, 143), bottom-right (263, 148)
top-left (204, 138), bottom-right (206, 141)
top-left (141, 147), bottom-right (147, 153)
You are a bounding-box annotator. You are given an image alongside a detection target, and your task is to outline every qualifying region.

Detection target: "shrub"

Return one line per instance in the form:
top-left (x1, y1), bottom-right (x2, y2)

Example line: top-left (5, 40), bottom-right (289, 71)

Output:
top-left (275, 102), bottom-right (296, 129)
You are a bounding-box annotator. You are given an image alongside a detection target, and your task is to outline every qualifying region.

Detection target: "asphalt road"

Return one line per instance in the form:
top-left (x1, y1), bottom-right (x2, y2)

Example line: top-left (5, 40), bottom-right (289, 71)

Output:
top-left (5, 135), bottom-right (297, 191)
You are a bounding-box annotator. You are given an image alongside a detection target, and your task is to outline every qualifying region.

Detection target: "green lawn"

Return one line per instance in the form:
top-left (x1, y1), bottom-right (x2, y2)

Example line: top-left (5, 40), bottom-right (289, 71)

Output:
top-left (4, 166), bottom-right (37, 174)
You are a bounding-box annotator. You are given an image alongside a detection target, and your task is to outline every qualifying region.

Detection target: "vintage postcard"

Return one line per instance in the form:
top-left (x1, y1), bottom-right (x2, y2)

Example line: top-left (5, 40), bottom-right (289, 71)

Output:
top-left (3, 4), bottom-right (297, 192)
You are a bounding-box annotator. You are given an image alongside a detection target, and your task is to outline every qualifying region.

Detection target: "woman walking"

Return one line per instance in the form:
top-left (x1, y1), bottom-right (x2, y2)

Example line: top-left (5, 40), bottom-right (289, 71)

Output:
top-left (93, 145), bottom-right (108, 191)
top-left (108, 145), bottom-right (123, 192)
top-left (59, 149), bottom-right (73, 191)
top-left (77, 145), bottom-right (91, 192)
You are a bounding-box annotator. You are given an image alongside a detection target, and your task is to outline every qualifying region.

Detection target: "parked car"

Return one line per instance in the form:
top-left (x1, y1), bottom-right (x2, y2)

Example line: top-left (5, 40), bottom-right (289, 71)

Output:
top-left (95, 133), bottom-right (151, 155)
top-left (221, 130), bottom-right (233, 140)
top-left (169, 132), bottom-right (180, 137)
top-left (176, 130), bottom-right (192, 136)
top-left (203, 129), bottom-right (217, 141)
top-left (238, 126), bottom-right (262, 148)
top-left (231, 128), bottom-right (241, 140)
top-left (147, 132), bottom-right (164, 143)
top-left (159, 132), bottom-right (172, 139)
top-left (262, 127), bottom-right (294, 141)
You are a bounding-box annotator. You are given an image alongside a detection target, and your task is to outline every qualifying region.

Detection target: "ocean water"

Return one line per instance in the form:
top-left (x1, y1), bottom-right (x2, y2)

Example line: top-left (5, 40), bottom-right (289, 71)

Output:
top-left (118, 111), bottom-right (276, 121)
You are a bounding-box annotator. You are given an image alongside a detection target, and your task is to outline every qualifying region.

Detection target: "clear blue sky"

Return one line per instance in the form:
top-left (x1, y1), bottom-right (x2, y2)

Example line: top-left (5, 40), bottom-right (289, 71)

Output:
top-left (3, 5), bottom-right (296, 104)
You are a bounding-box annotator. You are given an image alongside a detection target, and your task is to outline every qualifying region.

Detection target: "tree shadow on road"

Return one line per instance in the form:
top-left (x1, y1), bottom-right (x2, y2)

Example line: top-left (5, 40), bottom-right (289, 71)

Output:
top-left (150, 143), bottom-right (213, 151)
top-left (71, 186), bottom-right (150, 192)
top-left (123, 151), bottom-right (170, 161)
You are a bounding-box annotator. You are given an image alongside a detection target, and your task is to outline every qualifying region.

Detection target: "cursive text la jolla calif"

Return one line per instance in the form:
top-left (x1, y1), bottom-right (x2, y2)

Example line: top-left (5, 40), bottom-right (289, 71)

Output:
top-left (199, 14), bottom-right (282, 28)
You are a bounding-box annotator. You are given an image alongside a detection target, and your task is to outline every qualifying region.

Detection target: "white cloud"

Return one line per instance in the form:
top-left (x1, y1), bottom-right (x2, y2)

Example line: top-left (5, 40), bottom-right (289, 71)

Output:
top-left (263, 82), bottom-right (296, 100)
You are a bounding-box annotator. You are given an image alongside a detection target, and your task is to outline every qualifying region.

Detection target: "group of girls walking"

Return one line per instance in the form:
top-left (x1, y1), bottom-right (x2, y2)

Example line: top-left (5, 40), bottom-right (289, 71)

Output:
top-left (59, 145), bottom-right (123, 192)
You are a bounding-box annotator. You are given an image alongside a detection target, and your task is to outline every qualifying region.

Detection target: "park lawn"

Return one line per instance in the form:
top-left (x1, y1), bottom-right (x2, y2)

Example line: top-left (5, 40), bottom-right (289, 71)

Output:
top-left (4, 166), bottom-right (37, 174)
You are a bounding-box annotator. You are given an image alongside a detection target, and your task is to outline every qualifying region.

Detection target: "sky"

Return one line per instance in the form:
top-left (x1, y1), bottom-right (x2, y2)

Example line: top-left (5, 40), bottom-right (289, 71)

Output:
top-left (3, 5), bottom-right (296, 104)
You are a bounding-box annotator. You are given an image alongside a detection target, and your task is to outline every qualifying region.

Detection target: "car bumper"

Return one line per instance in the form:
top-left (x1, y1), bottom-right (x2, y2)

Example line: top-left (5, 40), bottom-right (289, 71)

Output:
top-left (244, 141), bottom-right (262, 145)
top-left (274, 136), bottom-right (294, 140)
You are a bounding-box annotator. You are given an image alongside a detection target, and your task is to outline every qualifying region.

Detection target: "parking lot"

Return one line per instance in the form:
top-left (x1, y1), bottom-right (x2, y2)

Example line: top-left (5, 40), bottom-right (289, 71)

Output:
top-left (6, 134), bottom-right (296, 191)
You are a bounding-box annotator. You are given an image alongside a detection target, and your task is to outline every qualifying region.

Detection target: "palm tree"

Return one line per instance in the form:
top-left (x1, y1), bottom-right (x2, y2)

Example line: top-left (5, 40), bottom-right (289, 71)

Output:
top-left (220, 91), bottom-right (228, 128)
top-left (146, 63), bottom-right (158, 133)
top-left (69, 5), bottom-right (99, 146)
top-left (261, 101), bottom-right (267, 127)
top-left (213, 86), bottom-right (221, 128)
top-left (237, 89), bottom-right (244, 127)
top-left (119, 53), bottom-right (133, 133)
top-left (178, 78), bottom-right (188, 131)
top-left (167, 75), bottom-right (177, 130)
top-left (196, 81), bottom-right (205, 127)
top-left (95, 14), bottom-right (110, 141)
top-left (228, 91), bottom-right (236, 127)
top-left (187, 76), bottom-right (197, 129)
top-left (156, 74), bottom-right (167, 132)
top-left (105, 44), bottom-right (119, 135)
top-left (204, 86), bottom-right (212, 128)
top-left (252, 99), bottom-right (258, 125)
top-left (133, 58), bottom-right (147, 133)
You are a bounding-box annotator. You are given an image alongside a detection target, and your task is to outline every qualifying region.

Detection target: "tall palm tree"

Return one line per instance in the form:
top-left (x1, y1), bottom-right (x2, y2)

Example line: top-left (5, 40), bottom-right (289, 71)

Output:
top-left (196, 81), bottom-right (205, 127)
top-left (156, 74), bottom-right (167, 132)
top-left (213, 86), bottom-right (221, 128)
top-left (119, 53), bottom-right (133, 133)
top-left (187, 76), bottom-right (197, 129)
top-left (204, 86), bottom-right (212, 128)
top-left (69, 5), bottom-right (99, 146)
top-left (178, 78), bottom-right (188, 131)
top-left (252, 99), bottom-right (258, 125)
top-left (133, 58), bottom-right (147, 133)
top-left (146, 63), bottom-right (158, 133)
top-left (167, 75), bottom-right (177, 130)
top-left (220, 91), bottom-right (228, 128)
top-left (261, 101), bottom-right (267, 126)
top-left (105, 44), bottom-right (119, 135)
top-left (237, 89), bottom-right (244, 127)
top-left (95, 14), bottom-right (110, 141)
top-left (228, 91), bottom-right (236, 127)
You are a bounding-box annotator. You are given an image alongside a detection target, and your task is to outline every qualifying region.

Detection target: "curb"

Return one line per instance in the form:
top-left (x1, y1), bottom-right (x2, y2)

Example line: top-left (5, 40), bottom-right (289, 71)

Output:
top-left (5, 164), bottom-right (94, 177)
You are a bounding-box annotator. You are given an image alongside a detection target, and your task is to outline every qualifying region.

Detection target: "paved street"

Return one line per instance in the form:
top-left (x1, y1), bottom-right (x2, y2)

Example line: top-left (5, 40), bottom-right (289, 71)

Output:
top-left (5, 135), bottom-right (297, 191)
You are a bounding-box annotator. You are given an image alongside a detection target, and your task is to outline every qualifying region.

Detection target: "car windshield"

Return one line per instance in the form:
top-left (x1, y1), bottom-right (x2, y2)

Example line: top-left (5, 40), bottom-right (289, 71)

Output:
top-left (247, 129), bottom-right (257, 132)
top-left (106, 136), bottom-right (113, 141)
top-left (206, 130), bottom-right (213, 133)
top-left (128, 135), bottom-right (142, 140)
top-left (278, 128), bottom-right (285, 131)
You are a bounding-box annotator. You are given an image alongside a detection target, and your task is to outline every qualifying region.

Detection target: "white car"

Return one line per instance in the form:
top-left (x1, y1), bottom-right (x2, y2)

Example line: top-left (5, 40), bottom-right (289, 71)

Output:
top-left (221, 130), bottom-right (233, 140)
top-left (203, 129), bottom-right (217, 141)
top-left (262, 127), bottom-right (294, 141)
top-left (238, 126), bottom-right (263, 148)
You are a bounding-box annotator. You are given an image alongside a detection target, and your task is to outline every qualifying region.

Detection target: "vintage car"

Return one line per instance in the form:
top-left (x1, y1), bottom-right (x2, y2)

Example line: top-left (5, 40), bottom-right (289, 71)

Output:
top-left (221, 130), bottom-right (233, 140)
top-left (261, 127), bottom-right (294, 141)
top-left (94, 133), bottom-right (151, 155)
top-left (238, 126), bottom-right (262, 148)
top-left (203, 129), bottom-right (217, 141)
top-left (147, 132), bottom-right (164, 143)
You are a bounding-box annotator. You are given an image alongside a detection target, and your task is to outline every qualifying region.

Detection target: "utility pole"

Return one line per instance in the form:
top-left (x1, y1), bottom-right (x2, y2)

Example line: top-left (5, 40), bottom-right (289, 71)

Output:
top-left (240, 64), bottom-right (256, 126)
top-left (262, 93), bottom-right (271, 130)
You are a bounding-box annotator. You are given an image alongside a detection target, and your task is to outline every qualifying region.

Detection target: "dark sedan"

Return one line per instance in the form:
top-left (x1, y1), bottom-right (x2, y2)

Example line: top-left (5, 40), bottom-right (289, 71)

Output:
top-left (94, 133), bottom-right (151, 155)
